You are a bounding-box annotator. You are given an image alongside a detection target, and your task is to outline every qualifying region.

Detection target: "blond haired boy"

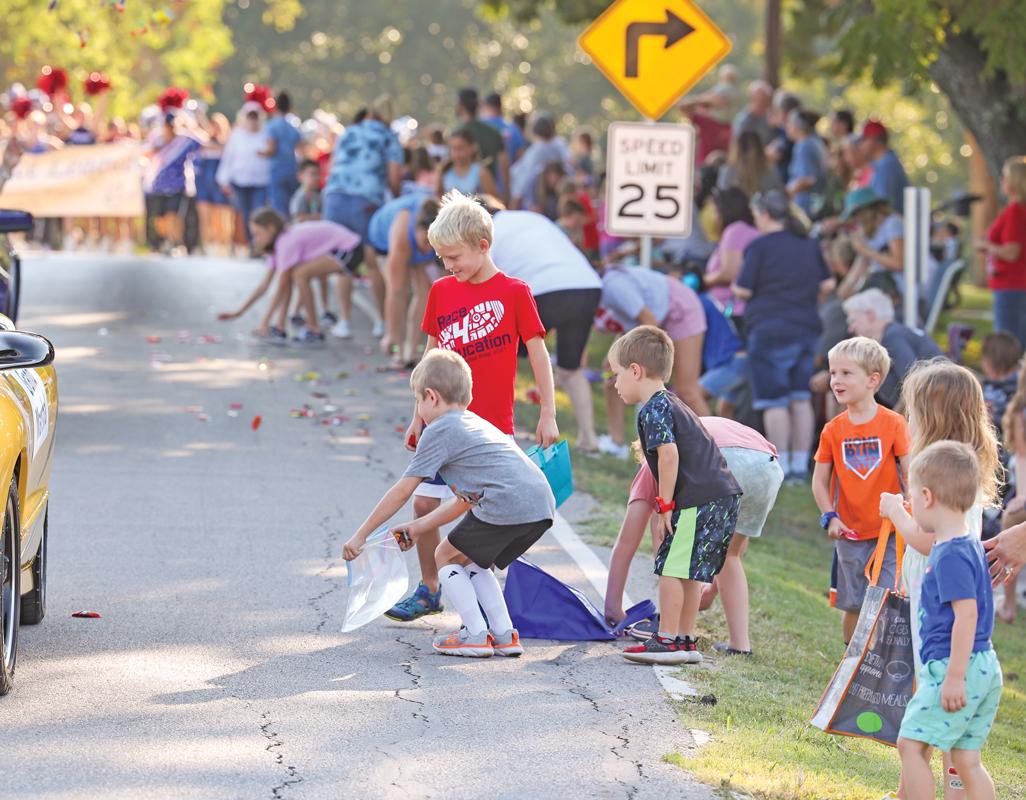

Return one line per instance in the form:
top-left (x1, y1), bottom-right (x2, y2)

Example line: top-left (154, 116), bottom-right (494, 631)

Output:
top-left (343, 350), bottom-right (555, 657)
top-left (386, 190), bottom-right (560, 623)
top-left (812, 336), bottom-right (910, 643)
top-left (888, 441), bottom-right (1002, 800)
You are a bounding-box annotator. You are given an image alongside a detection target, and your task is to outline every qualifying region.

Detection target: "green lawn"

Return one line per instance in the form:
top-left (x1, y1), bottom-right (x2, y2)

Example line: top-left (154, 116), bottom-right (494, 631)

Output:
top-left (515, 286), bottom-right (1024, 800)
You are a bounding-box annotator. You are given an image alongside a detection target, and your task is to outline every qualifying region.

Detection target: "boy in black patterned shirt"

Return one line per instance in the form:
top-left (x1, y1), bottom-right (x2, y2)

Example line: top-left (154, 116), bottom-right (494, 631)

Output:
top-left (607, 326), bottom-right (742, 665)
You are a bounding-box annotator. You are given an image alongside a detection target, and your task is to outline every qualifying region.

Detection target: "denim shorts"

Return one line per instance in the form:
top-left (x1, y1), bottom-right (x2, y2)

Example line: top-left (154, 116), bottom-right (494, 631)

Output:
top-left (323, 191), bottom-right (378, 241)
top-left (747, 323), bottom-right (816, 410)
top-left (699, 354), bottom-right (748, 405)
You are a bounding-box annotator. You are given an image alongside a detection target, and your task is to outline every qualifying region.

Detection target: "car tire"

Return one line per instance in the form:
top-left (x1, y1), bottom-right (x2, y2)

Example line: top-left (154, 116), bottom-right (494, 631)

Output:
top-left (20, 506), bottom-right (46, 626)
top-left (0, 478), bottom-right (22, 696)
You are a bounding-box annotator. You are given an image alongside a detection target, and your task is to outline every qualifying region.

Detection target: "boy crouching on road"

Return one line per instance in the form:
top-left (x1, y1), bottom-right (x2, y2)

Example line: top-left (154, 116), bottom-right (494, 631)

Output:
top-left (891, 441), bottom-right (1002, 800)
top-left (343, 350), bottom-right (555, 658)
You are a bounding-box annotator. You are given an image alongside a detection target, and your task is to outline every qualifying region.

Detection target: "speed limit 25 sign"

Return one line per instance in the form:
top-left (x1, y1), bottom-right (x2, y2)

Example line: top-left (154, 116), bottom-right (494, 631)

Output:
top-left (604, 121), bottom-right (695, 238)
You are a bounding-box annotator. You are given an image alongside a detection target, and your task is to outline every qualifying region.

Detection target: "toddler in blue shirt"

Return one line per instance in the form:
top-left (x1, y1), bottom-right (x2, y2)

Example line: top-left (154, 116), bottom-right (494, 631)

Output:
top-left (885, 441), bottom-right (1002, 800)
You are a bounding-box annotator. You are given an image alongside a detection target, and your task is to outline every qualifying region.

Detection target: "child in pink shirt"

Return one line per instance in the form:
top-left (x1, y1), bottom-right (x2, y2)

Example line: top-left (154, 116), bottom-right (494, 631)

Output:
top-left (605, 416), bottom-right (784, 655)
top-left (217, 208), bottom-right (361, 343)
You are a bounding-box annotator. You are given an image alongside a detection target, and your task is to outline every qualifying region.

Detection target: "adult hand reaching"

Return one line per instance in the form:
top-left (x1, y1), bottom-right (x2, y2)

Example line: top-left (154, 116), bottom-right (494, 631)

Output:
top-left (984, 522), bottom-right (1026, 583)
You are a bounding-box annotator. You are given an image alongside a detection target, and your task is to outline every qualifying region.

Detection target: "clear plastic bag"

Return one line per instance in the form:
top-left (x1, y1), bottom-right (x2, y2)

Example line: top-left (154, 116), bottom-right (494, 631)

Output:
top-left (341, 526), bottom-right (410, 632)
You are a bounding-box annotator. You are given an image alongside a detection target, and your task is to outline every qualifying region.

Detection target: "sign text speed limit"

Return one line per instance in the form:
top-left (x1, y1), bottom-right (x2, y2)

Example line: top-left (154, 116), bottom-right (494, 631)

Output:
top-left (604, 122), bottom-right (695, 238)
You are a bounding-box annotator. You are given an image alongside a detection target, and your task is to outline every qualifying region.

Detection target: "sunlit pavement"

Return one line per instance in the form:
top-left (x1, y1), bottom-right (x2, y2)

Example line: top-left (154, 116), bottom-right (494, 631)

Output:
top-left (3, 252), bottom-right (714, 800)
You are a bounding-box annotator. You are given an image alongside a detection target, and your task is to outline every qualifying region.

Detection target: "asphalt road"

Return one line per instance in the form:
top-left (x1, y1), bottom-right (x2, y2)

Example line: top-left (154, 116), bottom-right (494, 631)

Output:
top-left (2, 253), bottom-right (715, 800)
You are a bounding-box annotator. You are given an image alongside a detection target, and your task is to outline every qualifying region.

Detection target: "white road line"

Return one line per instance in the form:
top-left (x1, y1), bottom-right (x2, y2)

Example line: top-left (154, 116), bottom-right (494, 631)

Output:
top-left (551, 512), bottom-right (700, 699)
top-left (550, 513), bottom-right (631, 605)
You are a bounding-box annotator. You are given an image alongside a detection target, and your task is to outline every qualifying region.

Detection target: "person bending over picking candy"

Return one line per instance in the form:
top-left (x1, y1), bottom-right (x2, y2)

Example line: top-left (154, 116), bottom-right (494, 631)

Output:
top-left (343, 350), bottom-right (555, 658)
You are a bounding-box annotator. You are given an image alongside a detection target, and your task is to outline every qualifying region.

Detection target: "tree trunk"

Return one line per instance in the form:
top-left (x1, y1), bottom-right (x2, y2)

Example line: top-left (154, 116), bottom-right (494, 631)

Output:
top-left (928, 30), bottom-right (1026, 188)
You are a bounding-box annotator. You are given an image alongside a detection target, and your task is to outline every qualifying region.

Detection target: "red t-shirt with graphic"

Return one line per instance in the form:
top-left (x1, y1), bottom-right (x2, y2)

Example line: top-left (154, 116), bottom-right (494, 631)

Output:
top-left (422, 271), bottom-right (546, 434)
top-left (814, 405), bottom-right (910, 540)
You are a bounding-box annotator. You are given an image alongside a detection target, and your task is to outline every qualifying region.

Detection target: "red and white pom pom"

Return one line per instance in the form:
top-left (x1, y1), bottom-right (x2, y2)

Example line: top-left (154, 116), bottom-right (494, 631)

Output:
top-left (37, 65), bottom-right (68, 97)
top-left (243, 82), bottom-right (275, 113)
top-left (83, 72), bottom-right (111, 96)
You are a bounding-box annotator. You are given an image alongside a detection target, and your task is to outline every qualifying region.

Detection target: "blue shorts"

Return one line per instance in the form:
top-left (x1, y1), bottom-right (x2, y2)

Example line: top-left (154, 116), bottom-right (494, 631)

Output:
top-left (700, 354), bottom-right (748, 405)
top-left (899, 649), bottom-right (1002, 751)
top-left (747, 323), bottom-right (815, 410)
top-left (323, 192), bottom-right (378, 241)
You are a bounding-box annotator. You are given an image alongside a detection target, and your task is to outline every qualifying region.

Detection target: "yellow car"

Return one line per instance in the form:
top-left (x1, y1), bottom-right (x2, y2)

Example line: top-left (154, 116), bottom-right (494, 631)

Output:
top-left (0, 312), bottom-right (57, 695)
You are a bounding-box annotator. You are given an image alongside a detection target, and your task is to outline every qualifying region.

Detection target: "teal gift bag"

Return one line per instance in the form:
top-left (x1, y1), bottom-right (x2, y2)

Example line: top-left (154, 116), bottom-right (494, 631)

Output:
top-left (526, 440), bottom-right (573, 508)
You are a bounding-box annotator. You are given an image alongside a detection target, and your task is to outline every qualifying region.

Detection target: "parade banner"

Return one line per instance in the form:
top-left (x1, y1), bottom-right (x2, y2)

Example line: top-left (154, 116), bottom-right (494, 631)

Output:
top-left (0, 142), bottom-right (145, 217)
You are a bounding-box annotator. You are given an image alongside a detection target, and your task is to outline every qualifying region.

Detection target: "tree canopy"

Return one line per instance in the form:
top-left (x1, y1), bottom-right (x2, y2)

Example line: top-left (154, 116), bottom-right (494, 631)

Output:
top-left (481, 0), bottom-right (1026, 182)
top-left (0, 0), bottom-right (235, 118)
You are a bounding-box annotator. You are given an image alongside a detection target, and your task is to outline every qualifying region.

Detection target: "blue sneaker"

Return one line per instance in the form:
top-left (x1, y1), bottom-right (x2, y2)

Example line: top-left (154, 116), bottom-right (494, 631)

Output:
top-left (385, 582), bottom-right (444, 621)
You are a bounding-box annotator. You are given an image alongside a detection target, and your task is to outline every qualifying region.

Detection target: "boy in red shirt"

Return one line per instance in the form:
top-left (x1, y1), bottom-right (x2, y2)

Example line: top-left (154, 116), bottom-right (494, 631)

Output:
top-left (387, 190), bottom-right (560, 621)
top-left (812, 336), bottom-right (910, 644)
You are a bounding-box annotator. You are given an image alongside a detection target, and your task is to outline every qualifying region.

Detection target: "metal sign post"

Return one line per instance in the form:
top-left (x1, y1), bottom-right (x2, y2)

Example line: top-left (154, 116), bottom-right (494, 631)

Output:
top-left (902, 187), bottom-right (931, 328)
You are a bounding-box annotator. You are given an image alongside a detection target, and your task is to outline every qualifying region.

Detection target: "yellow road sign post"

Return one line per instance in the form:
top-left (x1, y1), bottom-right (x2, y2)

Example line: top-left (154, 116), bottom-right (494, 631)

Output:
top-left (578, 0), bottom-right (732, 122)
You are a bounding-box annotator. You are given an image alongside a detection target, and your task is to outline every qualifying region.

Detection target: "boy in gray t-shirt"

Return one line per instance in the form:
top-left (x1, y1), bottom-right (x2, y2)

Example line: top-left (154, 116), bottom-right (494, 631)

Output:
top-left (343, 350), bottom-right (555, 659)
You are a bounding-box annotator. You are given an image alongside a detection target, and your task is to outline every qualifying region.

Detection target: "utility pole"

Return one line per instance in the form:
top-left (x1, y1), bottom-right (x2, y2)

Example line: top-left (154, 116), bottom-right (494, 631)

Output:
top-left (765, 0), bottom-right (781, 87)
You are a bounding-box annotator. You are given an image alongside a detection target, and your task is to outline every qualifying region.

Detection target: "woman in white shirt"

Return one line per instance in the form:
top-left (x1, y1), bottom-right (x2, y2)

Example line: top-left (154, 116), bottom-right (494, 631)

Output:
top-left (216, 102), bottom-right (272, 250)
top-left (490, 208), bottom-right (602, 451)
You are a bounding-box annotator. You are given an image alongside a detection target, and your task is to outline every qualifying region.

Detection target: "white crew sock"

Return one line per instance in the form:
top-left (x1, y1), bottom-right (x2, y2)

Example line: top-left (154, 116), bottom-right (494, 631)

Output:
top-left (467, 565), bottom-right (514, 634)
top-left (439, 564), bottom-right (488, 635)
top-left (781, 451), bottom-right (793, 473)
top-left (792, 450), bottom-right (810, 475)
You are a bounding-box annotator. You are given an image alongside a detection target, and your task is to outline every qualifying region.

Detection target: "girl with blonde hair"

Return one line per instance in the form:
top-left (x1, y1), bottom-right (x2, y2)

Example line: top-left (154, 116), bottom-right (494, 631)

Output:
top-left (879, 358), bottom-right (1001, 800)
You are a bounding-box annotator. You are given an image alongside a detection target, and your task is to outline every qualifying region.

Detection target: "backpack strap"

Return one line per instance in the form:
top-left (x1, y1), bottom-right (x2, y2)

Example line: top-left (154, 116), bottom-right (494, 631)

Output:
top-left (611, 600), bottom-right (658, 636)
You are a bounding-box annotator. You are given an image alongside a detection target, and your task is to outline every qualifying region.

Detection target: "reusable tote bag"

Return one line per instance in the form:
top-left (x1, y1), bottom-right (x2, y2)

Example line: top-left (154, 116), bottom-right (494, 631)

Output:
top-left (526, 441), bottom-right (573, 508)
top-left (810, 522), bottom-right (915, 747)
top-left (503, 557), bottom-right (655, 641)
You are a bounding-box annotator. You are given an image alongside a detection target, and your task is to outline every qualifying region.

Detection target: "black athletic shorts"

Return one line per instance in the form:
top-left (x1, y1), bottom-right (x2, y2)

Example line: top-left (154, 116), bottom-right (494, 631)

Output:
top-left (329, 245), bottom-right (365, 276)
top-left (448, 512), bottom-right (552, 569)
top-left (518, 287), bottom-right (601, 371)
top-left (149, 192), bottom-right (184, 216)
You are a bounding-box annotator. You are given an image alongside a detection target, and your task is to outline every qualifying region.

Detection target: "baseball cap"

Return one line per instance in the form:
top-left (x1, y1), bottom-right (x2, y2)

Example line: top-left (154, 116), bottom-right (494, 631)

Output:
top-left (859, 120), bottom-right (888, 143)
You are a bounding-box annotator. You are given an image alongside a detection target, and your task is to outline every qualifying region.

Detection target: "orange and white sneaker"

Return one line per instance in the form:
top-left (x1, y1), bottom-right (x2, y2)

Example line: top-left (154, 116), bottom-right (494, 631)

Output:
top-left (432, 627), bottom-right (494, 658)
top-left (489, 629), bottom-right (525, 657)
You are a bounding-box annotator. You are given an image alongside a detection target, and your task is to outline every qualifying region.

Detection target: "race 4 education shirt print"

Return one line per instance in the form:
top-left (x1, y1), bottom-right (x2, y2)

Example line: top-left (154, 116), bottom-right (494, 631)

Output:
top-left (424, 272), bottom-right (546, 435)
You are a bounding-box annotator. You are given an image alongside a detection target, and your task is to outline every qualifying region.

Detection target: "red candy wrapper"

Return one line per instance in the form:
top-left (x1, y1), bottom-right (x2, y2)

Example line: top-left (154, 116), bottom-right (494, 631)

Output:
top-left (251, 415), bottom-right (262, 431)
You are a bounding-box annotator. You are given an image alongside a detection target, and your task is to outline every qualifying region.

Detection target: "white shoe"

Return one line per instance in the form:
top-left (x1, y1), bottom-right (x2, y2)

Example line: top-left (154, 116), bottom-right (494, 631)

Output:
top-left (596, 434), bottom-right (629, 460)
top-left (371, 319), bottom-right (385, 338)
top-left (330, 319), bottom-right (352, 339)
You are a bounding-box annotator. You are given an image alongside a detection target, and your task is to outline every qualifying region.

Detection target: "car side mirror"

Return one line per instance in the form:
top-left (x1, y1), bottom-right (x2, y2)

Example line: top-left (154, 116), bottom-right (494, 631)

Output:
top-left (0, 331), bottom-right (54, 371)
top-left (0, 210), bottom-right (34, 234)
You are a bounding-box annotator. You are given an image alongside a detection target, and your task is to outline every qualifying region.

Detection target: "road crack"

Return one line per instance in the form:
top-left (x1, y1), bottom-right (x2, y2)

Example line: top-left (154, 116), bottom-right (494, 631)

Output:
top-left (309, 506), bottom-right (346, 633)
top-left (556, 647), bottom-right (643, 799)
top-left (394, 636), bottom-right (430, 725)
top-left (260, 711), bottom-right (303, 799)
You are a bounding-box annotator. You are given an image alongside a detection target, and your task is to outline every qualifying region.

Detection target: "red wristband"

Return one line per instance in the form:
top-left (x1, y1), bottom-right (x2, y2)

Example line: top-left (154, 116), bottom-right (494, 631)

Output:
top-left (655, 496), bottom-right (675, 513)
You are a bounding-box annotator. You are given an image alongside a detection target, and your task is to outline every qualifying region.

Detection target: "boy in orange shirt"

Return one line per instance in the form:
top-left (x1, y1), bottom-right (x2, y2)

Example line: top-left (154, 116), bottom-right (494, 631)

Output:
top-left (812, 336), bottom-right (910, 643)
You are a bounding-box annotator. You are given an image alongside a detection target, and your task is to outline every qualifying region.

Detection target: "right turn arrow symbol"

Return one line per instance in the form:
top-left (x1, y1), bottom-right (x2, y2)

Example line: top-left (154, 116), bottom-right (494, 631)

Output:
top-left (624, 10), bottom-right (695, 79)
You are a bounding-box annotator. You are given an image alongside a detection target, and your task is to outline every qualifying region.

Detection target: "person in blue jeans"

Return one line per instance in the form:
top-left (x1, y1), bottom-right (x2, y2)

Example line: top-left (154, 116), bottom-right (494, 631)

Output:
top-left (733, 190), bottom-right (836, 483)
top-left (216, 103), bottom-right (271, 250)
top-left (262, 91), bottom-right (301, 218)
top-left (323, 95), bottom-right (403, 329)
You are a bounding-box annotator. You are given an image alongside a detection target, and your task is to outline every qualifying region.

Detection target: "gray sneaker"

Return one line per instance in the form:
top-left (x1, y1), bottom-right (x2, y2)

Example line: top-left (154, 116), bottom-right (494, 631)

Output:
top-left (489, 629), bottom-right (524, 657)
top-left (432, 626), bottom-right (494, 658)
